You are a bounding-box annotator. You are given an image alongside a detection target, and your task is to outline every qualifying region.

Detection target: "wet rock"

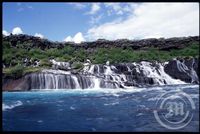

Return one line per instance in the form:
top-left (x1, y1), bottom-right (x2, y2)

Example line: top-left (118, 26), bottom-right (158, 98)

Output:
top-left (2, 57), bottom-right (199, 91)
top-left (164, 58), bottom-right (199, 84)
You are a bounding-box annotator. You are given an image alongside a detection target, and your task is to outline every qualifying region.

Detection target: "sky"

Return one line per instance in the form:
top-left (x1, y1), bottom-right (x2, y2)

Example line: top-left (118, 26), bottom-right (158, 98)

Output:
top-left (2, 2), bottom-right (199, 43)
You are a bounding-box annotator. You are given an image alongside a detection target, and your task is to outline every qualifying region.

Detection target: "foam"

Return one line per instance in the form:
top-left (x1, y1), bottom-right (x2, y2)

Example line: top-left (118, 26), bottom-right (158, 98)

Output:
top-left (3, 101), bottom-right (23, 111)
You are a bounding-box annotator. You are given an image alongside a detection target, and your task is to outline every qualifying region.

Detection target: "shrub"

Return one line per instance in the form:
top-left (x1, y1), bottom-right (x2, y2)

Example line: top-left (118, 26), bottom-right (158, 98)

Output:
top-left (71, 62), bottom-right (84, 69)
top-left (74, 49), bottom-right (87, 62)
top-left (9, 64), bottom-right (25, 78)
top-left (28, 48), bottom-right (47, 59)
top-left (3, 41), bottom-right (11, 49)
top-left (3, 54), bottom-right (12, 65)
top-left (23, 67), bottom-right (42, 74)
top-left (61, 46), bottom-right (74, 55)
top-left (55, 55), bottom-right (72, 62)
top-left (40, 59), bottom-right (52, 67)
top-left (2, 40), bottom-right (199, 69)
top-left (46, 48), bottom-right (61, 58)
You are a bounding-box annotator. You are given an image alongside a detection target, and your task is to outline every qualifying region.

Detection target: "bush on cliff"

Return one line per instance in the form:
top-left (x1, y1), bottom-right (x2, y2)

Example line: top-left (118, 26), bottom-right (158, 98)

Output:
top-left (61, 45), bottom-right (74, 55)
top-left (9, 64), bottom-right (25, 78)
top-left (2, 40), bottom-right (199, 76)
top-left (71, 62), bottom-right (84, 70)
top-left (40, 59), bottom-right (52, 67)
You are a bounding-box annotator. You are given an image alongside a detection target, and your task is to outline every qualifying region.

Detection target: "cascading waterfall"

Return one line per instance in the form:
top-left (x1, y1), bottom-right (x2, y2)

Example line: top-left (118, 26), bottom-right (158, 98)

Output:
top-left (10, 58), bottom-right (198, 90)
top-left (137, 61), bottom-right (185, 85)
top-left (176, 58), bottom-right (199, 84)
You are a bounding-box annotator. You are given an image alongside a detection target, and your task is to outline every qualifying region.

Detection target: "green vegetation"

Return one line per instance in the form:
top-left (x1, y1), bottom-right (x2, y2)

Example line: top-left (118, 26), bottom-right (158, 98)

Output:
top-left (2, 40), bottom-right (199, 78)
top-left (40, 59), bottom-right (52, 67)
top-left (71, 62), bottom-right (84, 70)
top-left (90, 43), bottom-right (199, 63)
top-left (3, 64), bottom-right (25, 78)
top-left (3, 66), bottom-right (45, 78)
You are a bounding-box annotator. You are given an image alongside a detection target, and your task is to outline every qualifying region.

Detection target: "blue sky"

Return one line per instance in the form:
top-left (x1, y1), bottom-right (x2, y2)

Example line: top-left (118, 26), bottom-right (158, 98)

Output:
top-left (3, 2), bottom-right (199, 43)
top-left (3, 2), bottom-right (94, 41)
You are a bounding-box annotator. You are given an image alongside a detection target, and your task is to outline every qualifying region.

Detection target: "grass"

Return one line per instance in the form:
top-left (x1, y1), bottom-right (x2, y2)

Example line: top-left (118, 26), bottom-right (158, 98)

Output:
top-left (71, 62), bottom-right (84, 70)
top-left (3, 66), bottom-right (47, 78)
top-left (2, 41), bottom-right (199, 78)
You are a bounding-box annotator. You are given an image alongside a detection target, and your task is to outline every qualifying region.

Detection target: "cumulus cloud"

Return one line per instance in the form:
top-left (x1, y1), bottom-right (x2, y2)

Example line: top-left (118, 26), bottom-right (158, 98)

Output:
top-left (34, 33), bottom-right (44, 38)
top-left (86, 3), bottom-right (199, 40)
top-left (73, 32), bottom-right (85, 43)
top-left (2, 30), bottom-right (10, 36)
top-left (64, 36), bottom-right (73, 42)
top-left (64, 32), bottom-right (85, 43)
top-left (87, 3), bottom-right (101, 14)
top-left (12, 27), bottom-right (23, 35)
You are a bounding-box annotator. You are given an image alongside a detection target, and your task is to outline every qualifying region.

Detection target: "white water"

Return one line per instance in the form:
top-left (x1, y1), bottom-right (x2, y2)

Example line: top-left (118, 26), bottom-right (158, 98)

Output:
top-left (138, 61), bottom-right (185, 85)
top-left (71, 75), bottom-right (81, 89)
top-left (25, 59), bottom-right (198, 90)
top-left (3, 101), bottom-right (23, 111)
top-left (177, 58), bottom-right (199, 84)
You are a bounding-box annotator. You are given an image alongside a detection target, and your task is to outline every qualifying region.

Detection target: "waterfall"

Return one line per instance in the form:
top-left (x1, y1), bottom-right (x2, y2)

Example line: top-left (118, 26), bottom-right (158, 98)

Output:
top-left (93, 77), bottom-right (100, 89)
top-left (71, 75), bottom-right (81, 89)
top-left (176, 58), bottom-right (199, 84)
top-left (136, 61), bottom-right (185, 85)
top-left (14, 58), bottom-right (198, 90)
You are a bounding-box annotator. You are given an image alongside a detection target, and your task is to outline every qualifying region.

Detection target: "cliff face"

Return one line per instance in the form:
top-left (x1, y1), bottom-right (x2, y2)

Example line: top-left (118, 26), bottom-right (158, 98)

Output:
top-left (2, 58), bottom-right (199, 91)
top-left (3, 34), bottom-right (199, 51)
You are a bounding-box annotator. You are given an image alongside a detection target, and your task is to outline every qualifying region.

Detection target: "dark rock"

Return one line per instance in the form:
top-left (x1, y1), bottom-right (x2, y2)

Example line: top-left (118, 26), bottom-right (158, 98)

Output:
top-left (164, 58), bottom-right (199, 83)
top-left (3, 34), bottom-right (199, 51)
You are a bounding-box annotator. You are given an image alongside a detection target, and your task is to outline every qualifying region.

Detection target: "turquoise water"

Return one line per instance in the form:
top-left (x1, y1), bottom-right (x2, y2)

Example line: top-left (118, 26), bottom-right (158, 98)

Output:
top-left (2, 84), bottom-right (199, 132)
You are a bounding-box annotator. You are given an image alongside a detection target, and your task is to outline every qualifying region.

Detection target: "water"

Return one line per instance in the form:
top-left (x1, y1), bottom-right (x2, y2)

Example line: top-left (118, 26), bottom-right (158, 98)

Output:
top-left (2, 84), bottom-right (199, 132)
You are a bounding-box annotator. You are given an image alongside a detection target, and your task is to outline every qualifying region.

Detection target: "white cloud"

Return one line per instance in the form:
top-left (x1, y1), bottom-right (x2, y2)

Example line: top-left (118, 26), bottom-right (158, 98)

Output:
top-left (70, 3), bottom-right (87, 9)
top-left (86, 3), bottom-right (199, 40)
top-left (89, 14), bottom-right (103, 24)
top-left (16, 3), bottom-right (34, 12)
top-left (34, 33), bottom-right (44, 38)
top-left (105, 3), bottom-right (121, 11)
top-left (12, 27), bottom-right (23, 35)
top-left (104, 3), bottom-right (134, 16)
top-left (73, 32), bottom-right (85, 43)
top-left (2, 30), bottom-right (10, 36)
top-left (87, 3), bottom-right (101, 15)
top-left (64, 36), bottom-right (73, 42)
top-left (64, 32), bottom-right (85, 43)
